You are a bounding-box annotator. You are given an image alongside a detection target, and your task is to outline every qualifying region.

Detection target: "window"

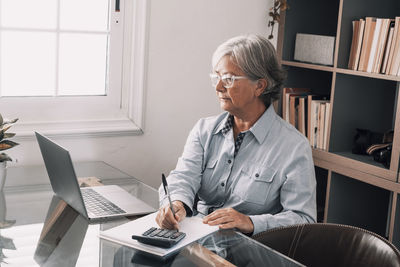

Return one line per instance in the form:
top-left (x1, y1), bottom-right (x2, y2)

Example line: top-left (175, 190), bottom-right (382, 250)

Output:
top-left (0, 0), bottom-right (148, 137)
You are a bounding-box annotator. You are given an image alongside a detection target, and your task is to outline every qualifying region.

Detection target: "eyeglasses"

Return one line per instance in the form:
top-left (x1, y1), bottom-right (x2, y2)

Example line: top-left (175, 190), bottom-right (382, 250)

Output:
top-left (209, 73), bottom-right (248, 88)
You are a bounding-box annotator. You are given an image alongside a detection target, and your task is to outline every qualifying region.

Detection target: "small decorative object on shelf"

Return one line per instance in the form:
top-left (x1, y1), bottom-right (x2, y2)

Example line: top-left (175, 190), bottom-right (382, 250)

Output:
top-left (294, 33), bottom-right (335, 66)
top-left (267, 0), bottom-right (289, 40)
top-left (0, 113), bottom-right (19, 191)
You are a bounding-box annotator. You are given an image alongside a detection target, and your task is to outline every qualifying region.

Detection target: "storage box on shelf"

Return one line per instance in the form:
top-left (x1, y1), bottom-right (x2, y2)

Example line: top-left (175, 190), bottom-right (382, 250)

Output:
top-left (277, 0), bottom-right (400, 247)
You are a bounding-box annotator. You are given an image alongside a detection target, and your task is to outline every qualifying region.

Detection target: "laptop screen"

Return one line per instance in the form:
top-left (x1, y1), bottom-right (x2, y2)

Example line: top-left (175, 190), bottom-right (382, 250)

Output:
top-left (35, 132), bottom-right (88, 218)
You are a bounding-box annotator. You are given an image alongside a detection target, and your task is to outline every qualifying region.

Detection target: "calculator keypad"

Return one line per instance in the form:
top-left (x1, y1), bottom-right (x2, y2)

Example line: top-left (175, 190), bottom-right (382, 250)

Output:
top-left (132, 227), bottom-right (186, 248)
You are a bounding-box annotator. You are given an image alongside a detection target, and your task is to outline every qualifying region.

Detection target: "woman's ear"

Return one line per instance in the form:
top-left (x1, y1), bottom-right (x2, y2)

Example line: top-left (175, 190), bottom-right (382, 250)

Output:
top-left (255, 79), bottom-right (268, 97)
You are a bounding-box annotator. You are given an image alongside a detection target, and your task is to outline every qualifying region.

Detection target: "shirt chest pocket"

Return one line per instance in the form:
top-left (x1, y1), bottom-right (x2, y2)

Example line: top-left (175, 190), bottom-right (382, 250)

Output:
top-left (202, 158), bottom-right (218, 179)
top-left (234, 164), bottom-right (277, 205)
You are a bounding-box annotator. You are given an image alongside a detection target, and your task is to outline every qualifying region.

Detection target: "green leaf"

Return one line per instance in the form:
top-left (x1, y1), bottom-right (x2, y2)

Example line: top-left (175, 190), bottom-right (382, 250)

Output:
top-left (3, 118), bottom-right (18, 124)
top-left (0, 140), bottom-right (19, 151)
top-left (3, 133), bottom-right (15, 139)
top-left (0, 125), bottom-right (12, 133)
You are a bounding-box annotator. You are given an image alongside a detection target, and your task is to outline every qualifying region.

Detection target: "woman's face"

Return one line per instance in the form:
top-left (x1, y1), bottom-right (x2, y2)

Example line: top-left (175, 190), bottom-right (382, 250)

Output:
top-left (214, 56), bottom-right (263, 115)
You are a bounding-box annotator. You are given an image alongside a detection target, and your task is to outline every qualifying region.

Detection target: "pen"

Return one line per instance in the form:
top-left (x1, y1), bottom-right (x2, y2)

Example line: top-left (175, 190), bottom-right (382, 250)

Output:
top-left (162, 173), bottom-right (176, 218)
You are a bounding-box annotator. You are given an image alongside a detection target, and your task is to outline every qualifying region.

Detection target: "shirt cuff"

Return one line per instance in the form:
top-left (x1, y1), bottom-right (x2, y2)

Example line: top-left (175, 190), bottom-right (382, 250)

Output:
top-left (249, 214), bottom-right (273, 236)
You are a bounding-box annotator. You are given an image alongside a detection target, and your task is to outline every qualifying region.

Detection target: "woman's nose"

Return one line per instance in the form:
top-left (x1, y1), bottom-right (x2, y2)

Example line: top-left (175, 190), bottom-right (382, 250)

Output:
top-left (215, 80), bottom-right (225, 92)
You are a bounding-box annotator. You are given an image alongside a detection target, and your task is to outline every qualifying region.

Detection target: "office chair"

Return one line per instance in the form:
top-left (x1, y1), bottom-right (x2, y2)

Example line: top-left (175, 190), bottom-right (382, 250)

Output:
top-left (252, 223), bottom-right (400, 267)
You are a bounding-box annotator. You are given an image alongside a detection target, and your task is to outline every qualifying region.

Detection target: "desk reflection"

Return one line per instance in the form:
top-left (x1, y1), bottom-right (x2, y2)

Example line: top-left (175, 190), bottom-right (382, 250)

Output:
top-left (109, 229), bottom-right (302, 267)
top-left (34, 195), bottom-right (88, 267)
top-left (33, 195), bottom-right (302, 267)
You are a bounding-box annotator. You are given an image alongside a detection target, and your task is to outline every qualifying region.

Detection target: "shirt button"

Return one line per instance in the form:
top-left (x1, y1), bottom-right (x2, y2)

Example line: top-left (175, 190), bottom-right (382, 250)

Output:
top-left (228, 160), bottom-right (232, 164)
top-left (255, 173), bottom-right (259, 177)
top-left (221, 182), bottom-right (225, 187)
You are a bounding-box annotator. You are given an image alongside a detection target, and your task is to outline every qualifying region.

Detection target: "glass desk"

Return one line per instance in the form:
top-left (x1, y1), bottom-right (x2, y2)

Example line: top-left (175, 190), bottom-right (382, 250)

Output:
top-left (0, 162), bottom-right (303, 266)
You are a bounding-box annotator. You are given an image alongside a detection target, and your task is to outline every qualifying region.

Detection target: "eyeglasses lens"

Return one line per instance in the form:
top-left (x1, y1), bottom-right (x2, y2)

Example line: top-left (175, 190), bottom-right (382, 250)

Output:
top-left (210, 74), bottom-right (234, 88)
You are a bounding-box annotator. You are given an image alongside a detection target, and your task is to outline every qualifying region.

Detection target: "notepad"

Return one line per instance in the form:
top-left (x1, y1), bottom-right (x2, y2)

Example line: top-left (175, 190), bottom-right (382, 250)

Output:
top-left (99, 212), bottom-right (219, 258)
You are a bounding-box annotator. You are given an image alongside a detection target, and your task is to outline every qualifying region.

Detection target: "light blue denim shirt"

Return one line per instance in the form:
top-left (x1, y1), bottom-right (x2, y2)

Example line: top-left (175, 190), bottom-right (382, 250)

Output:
top-left (159, 105), bottom-right (316, 235)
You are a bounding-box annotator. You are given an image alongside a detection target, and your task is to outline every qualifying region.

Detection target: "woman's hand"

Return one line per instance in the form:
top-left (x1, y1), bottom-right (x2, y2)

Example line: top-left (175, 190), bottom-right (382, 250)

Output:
top-left (156, 201), bottom-right (187, 230)
top-left (203, 207), bottom-right (254, 234)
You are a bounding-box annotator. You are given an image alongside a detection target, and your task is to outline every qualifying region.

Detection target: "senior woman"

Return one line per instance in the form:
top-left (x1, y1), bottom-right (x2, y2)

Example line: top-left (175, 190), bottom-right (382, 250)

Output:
top-left (156, 34), bottom-right (316, 235)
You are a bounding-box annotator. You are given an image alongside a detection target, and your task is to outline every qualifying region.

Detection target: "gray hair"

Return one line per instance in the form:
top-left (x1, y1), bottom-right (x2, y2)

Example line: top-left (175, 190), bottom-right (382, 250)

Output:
top-left (212, 34), bottom-right (286, 107)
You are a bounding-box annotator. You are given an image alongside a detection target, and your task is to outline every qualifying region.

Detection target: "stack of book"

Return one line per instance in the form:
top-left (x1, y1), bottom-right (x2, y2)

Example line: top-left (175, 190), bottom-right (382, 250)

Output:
top-left (282, 88), bottom-right (330, 150)
top-left (348, 17), bottom-right (400, 76)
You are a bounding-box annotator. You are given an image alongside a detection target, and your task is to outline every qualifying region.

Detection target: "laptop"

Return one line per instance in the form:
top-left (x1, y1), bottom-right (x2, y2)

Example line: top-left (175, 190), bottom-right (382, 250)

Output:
top-left (35, 132), bottom-right (156, 221)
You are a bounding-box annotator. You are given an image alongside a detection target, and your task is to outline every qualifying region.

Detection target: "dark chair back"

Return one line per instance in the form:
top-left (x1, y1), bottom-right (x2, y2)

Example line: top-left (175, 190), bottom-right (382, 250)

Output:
top-left (252, 223), bottom-right (400, 267)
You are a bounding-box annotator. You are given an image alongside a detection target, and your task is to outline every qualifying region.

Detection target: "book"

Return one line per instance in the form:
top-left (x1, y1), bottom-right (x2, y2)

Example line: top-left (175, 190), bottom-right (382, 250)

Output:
top-left (386, 17), bottom-right (400, 75)
top-left (373, 19), bottom-right (391, 73)
top-left (354, 19), bottom-right (366, 70)
top-left (298, 96), bottom-right (308, 136)
top-left (282, 88), bottom-right (310, 122)
top-left (289, 95), bottom-right (297, 126)
top-left (389, 17), bottom-right (400, 75)
top-left (307, 95), bottom-right (329, 145)
top-left (348, 20), bottom-right (360, 70)
top-left (310, 101), bottom-right (319, 148)
top-left (359, 17), bottom-right (377, 72)
top-left (289, 94), bottom-right (303, 127)
top-left (99, 212), bottom-right (219, 258)
top-left (381, 21), bottom-right (395, 73)
top-left (323, 102), bottom-right (331, 150)
top-left (317, 102), bottom-right (326, 149)
top-left (366, 18), bottom-right (382, 73)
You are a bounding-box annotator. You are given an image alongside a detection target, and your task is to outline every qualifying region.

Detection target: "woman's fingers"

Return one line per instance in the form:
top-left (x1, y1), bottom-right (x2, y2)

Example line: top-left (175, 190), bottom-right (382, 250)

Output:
top-left (172, 201), bottom-right (187, 222)
top-left (156, 205), bottom-right (178, 229)
top-left (203, 207), bottom-right (254, 234)
top-left (204, 215), bottom-right (234, 226)
top-left (155, 201), bottom-right (187, 230)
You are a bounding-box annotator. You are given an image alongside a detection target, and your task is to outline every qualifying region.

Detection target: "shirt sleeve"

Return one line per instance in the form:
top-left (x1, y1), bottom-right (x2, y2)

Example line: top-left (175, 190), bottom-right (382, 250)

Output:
top-left (249, 140), bottom-right (317, 235)
top-left (158, 119), bottom-right (205, 214)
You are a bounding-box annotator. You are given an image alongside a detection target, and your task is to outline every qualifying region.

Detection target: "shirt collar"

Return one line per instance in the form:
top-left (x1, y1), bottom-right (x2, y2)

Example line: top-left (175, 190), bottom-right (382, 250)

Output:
top-left (221, 114), bottom-right (234, 135)
top-left (214, 113), bottom-right (232, 135)
top-left (248, 104), bottom-right (276, 144)
top-left (214, 104), bottom-right (276, 143)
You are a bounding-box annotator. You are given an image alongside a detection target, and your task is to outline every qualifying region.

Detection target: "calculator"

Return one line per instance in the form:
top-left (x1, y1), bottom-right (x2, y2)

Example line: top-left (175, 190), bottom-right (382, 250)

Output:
top-left (132, 227), bottom-right (186, 248)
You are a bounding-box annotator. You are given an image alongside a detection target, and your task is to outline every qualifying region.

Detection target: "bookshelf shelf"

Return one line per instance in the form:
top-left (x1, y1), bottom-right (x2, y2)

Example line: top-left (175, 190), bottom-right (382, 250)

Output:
top-left (282, 62), bottom-right (400, 81)
top-left (313, 149), bottom-right (397, 182)
top-left (278, 0), bottom-right (400, 248)
top-left (281, 60), bottom-right (335, 73)
top-left (335, 68), bottom-right (400, 81)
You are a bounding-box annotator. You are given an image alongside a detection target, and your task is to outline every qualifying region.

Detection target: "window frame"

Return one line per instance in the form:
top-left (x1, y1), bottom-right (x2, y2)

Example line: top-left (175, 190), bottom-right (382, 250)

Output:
top-left (0, 0), bottom-right (148, 138)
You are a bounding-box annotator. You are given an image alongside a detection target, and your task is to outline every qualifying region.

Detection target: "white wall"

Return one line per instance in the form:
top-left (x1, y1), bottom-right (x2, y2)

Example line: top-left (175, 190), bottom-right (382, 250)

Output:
top-left (8, 0), bottom-right (274, 189)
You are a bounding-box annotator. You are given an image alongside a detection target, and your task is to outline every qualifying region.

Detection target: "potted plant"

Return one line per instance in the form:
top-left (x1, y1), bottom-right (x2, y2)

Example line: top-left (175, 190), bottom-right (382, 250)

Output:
top-left (0, 113), bottom-right (18, 191)
top-left (267, 0), bottom-right (289, 40)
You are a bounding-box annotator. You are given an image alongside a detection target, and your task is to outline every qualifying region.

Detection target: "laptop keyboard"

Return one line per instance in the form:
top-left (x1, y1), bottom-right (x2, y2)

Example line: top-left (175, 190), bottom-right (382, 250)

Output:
top-left (82, 188), bottom-right (126, 216)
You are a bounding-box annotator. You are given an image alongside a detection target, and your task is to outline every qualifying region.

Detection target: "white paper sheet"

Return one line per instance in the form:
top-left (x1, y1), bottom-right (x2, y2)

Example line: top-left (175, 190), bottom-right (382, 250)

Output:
top-left (99, 212), bottom-right (219, 258)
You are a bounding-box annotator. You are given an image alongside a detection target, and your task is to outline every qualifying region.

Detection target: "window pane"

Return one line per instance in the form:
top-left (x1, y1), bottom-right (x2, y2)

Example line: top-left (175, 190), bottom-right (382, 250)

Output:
top-left (1, 0), bottom-right (57, 29)
top-left (60, 0), bottom-right (109, 31)
top-left (1, 31), bottom-right (56, 96)
top-left (58, 33), bottom-right (108, 96)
